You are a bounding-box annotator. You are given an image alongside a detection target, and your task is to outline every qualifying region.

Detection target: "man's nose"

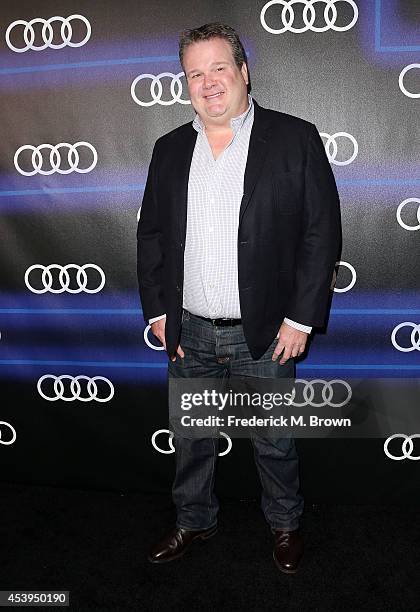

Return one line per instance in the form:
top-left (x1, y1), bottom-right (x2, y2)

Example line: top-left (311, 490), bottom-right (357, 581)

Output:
top-left (202, 74), bottom-right (216, 89)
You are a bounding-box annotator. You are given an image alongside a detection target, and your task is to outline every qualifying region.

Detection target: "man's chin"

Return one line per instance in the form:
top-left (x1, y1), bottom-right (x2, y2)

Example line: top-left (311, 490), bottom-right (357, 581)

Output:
top-left (204, 105), bottom-right (227, 118)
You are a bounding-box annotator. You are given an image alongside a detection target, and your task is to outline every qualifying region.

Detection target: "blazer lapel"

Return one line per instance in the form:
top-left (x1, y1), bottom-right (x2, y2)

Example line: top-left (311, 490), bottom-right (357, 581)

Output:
top-left (239, 101), bottom-right (271, 224)
top-left (173, 124), bottom-right (197, 243)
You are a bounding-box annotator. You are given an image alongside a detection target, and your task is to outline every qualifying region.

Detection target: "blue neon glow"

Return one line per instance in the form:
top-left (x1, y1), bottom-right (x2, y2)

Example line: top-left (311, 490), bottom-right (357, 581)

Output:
top-left (375, 0), bottom-right (420, 52)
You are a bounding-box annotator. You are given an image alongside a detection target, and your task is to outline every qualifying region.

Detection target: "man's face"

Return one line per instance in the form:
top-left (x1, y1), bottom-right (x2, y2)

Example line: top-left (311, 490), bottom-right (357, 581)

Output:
top-left (183, 37), bottom-right (249, 126)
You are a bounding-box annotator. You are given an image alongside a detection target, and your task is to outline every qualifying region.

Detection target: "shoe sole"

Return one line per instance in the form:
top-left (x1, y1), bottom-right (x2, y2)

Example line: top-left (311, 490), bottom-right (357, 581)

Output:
top-left (148, 527), bottom-right (218, 564)
top-left (272, 550), bottom-right (299, 575)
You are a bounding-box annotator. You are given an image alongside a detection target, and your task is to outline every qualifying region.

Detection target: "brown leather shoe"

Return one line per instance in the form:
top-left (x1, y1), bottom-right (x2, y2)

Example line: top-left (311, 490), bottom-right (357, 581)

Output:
top-left (148, 525), bottom-right (218, 564)
top-left (272, 528), bottom-right (303, 574)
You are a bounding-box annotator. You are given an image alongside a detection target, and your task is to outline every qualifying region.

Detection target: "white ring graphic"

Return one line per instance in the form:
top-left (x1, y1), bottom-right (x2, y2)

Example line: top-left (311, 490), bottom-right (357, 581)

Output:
top-left (391, 322), bottom-right (420, 353)
top-left (6, 15), bottom-right (91, 53)
top-left (14, 142), bottom-right (97, 176)
top-left (218, 431), bottom-right (232, 456)
top-left (396, 198), bottom-right (420, 231)
top-left (332, 260), bottom-right (357, 293)
top-left (25, 264), bottom-right (106, 294)
top-left (320, 132), bottom-right (358, 166)
top-left (131, 72), bottom-right (190, 107)
top-left (151, 429), bottom-right (176, 454)
top-left (290, 379), bottom-right (352, 408)
top-left (37, 375), bottom-right (114, 402)
top-left (260, 0), bottom-right (358, 34)
top-left (398, 64), bottom-right (420, 99)
top-left (151, 429), bottom-right (232, 456)
top-left (0, 421), bottom-right (17, 445)
top-left (144, 324), bottom-right (165, 351)
top-left (384, 434), bottom-right (420, 461)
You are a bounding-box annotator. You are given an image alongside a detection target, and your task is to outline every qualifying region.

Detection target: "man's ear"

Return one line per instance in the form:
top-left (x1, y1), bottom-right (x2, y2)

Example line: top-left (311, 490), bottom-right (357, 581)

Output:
top-left (241, 62), bottom-right (249, 85)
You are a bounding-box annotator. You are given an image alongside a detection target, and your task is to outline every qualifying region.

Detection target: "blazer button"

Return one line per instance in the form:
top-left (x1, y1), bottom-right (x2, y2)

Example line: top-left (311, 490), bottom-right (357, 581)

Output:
top-left (176, 285), bottom-right (181, 292)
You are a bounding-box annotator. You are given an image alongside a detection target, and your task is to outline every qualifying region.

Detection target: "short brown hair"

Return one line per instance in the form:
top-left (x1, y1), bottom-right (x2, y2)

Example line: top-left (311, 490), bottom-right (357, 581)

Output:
top-left (179, 22), bottom-right (251, 91)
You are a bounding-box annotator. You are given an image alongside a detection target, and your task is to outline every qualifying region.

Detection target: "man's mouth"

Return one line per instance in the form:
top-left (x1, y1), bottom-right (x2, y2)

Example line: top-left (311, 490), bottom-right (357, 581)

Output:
top-left (204, 91), bottom-right (224, 100)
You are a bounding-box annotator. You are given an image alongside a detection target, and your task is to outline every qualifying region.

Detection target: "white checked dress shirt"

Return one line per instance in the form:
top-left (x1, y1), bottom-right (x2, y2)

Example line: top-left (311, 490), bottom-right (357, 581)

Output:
top-left (149, 95), bottom-right (311, 335)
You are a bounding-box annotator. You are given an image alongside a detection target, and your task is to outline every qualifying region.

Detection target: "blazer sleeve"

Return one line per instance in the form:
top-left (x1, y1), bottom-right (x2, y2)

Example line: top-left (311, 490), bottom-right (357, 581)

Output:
top-left (137, 140), bottom-right (165, 323)
top-left (285, 123), bottom-right (341, 327)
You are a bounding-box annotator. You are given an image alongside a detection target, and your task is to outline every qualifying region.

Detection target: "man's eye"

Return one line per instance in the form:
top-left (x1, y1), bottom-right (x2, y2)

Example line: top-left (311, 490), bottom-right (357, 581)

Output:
top-left (217, 67), bottom-right (224, 71)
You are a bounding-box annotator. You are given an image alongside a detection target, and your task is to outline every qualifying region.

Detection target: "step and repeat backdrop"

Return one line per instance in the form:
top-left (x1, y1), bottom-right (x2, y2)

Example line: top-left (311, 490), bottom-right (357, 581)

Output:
top-left (0, 1), bottom-right (419, 502)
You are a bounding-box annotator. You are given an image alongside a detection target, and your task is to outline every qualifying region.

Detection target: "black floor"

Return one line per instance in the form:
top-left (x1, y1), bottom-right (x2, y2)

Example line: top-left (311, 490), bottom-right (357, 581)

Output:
top-left (0, 483), bottom-right (419, 611)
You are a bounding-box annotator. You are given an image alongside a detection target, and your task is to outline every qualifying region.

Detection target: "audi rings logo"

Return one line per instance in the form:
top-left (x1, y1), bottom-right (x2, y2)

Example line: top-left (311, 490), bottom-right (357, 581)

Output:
top-left (6, 15), bottom-right (91, 53)
top-left (37, 375), bottom-right (114, 402)
top-left (151, 429), bottom-right (232, 456)
top-left (331, 261), bottom-right (357, 293)
top-left (396, 198), bottom-right (420, 231)
top-left (260, 0), bottom-right (358, 34)
top-left (320, 132), bottom-right (358, 166)
top-left (391, 322), bottom-right (420, 353)
top-left (290, 379), bottom-right (352, 408)
top-left (14, 142), bottom-right (97, 176)
top-left (25, 264), bottom-right (106, 294)
top-left (131, 73), bottom-right (190, 107)
top-left (398, 64), bottom-right (420, 99)
top-left (144, 324), bottom-right (165, 351)
top-left (0, 421), bottom-right (17, 446)
top-left (384, 434), bottom-right (420, 461)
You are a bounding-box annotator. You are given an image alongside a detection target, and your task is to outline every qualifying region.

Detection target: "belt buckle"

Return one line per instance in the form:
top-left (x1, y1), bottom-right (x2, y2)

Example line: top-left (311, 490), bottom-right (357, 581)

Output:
top-left (216, 318), bottom-right (233, 326)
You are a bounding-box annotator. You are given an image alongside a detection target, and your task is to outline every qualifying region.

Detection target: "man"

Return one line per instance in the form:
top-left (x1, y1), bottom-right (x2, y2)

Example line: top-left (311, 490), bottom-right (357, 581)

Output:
top-left (137, 23), bottom-right (340, 574)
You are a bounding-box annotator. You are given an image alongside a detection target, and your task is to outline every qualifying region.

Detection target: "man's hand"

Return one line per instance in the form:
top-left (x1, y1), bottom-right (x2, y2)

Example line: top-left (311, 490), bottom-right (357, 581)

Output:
top-left (272, 321), bottom-right (309, 364)
top-left (150, 316), bottom-right (184, 362)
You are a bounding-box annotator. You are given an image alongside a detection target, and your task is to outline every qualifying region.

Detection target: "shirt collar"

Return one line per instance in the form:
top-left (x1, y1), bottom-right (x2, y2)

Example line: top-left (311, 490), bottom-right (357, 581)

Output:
top-left (193, 94), bottom-right (253, 135)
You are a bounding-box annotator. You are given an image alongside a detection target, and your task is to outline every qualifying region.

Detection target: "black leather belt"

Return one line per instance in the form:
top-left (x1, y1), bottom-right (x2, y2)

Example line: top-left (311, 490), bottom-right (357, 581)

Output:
top-left (192, 314), bottom-right (242, 327)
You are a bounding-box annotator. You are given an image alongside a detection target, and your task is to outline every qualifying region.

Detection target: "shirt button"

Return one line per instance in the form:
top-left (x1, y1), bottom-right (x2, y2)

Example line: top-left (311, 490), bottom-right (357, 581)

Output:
top-left (209, 227), bottom-right (214, 233)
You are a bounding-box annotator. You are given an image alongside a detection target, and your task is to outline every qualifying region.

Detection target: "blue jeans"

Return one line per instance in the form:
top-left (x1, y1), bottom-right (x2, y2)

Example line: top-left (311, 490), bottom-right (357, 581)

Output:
top-left (168, 310), bottom-right (304, 531)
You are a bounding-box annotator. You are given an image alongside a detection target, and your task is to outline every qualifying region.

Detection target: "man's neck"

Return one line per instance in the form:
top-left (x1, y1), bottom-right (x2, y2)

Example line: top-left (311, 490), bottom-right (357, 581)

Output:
top-left (201, 116), bottom-right (233, 133)
top-left (204, 123), bottom-right (233, 134)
